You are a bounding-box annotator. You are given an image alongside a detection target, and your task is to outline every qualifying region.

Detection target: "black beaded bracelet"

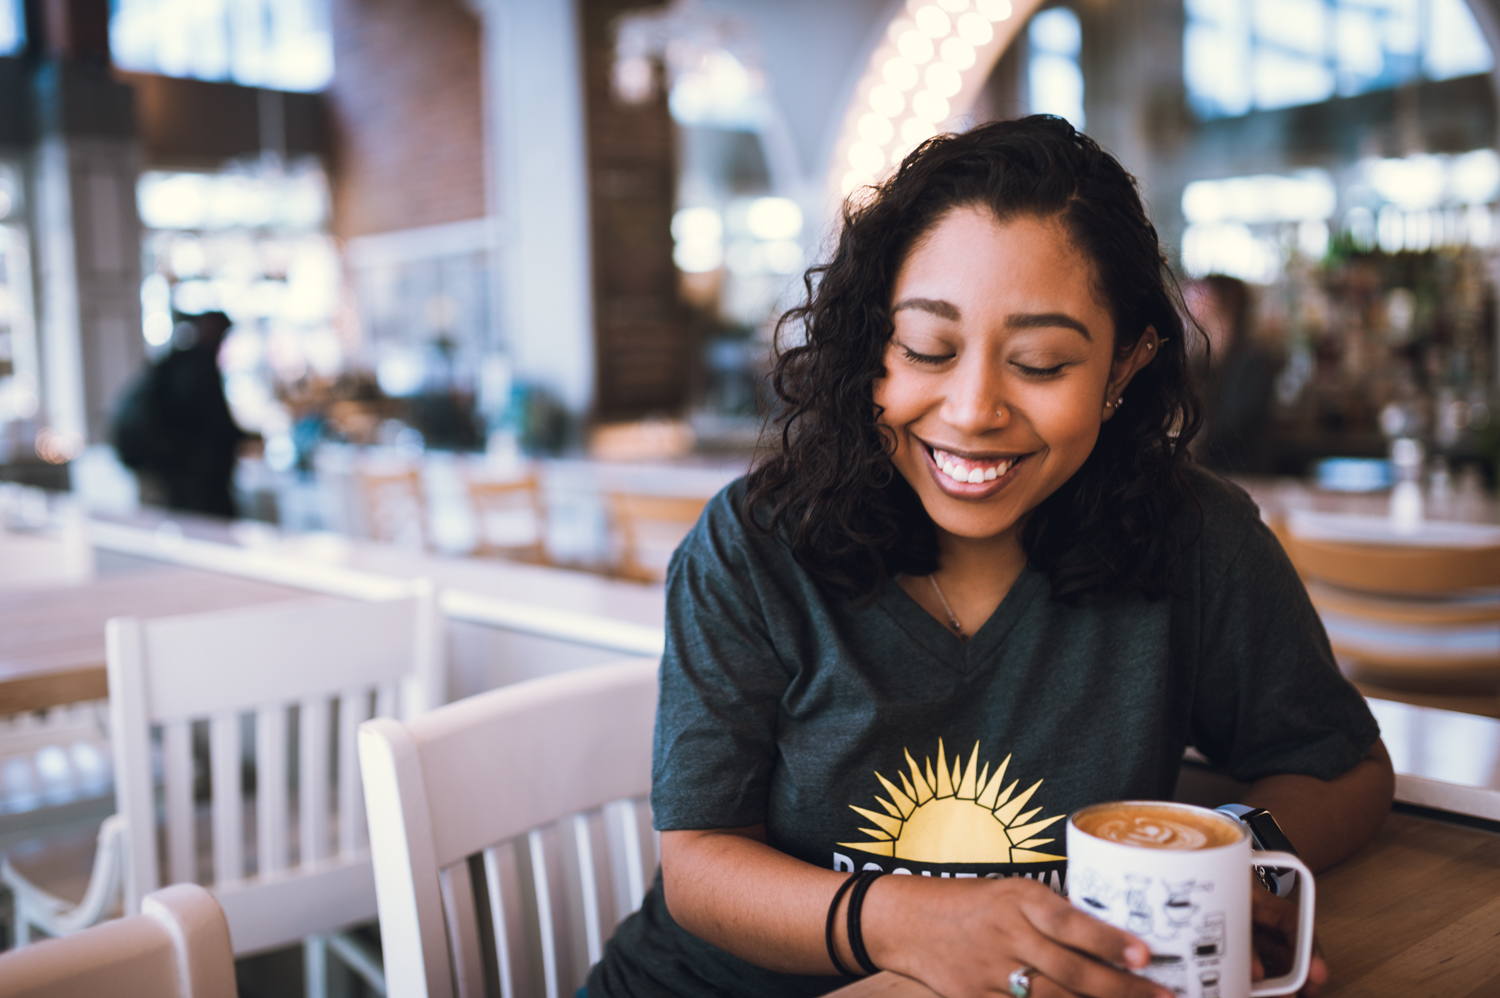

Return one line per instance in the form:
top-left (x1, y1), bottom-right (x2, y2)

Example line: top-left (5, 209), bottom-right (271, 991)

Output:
top-left (846, 870), bottom-right (885, 976)
top-left (825, 873), bottom-right (861, 978)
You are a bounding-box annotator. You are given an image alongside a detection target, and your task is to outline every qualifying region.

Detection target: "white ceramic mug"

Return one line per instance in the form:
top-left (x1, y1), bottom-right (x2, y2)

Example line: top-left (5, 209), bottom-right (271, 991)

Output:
top-left (1066, 801), bottom-right (1315, 998)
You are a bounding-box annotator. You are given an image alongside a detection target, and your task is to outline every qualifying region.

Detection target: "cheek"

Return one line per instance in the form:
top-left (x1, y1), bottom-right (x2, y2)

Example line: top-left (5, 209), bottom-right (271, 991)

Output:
top-left (1026, 382), bottom-right (1104, 462)
top-left (872, 368), bottom-right (916, 426)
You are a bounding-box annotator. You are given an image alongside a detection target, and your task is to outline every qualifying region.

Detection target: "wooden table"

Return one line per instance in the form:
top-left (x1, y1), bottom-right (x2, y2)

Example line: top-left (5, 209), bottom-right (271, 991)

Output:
top-left (831, 810), bottom-right (1500, 998)
top-left (0, 564), bottom-right (316, 714)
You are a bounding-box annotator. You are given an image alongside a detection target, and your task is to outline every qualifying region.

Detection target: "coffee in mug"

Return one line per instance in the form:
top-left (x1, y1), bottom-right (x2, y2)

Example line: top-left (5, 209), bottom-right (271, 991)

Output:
top-left (1067, 801), bottom-right (1315, 998)
top-left (1074, 802), bottom-right (1243, 851)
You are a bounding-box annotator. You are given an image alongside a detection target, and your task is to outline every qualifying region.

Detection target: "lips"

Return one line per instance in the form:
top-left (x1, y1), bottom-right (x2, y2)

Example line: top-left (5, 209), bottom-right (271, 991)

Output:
top-left (929, 446), bottom-right (1017, 484)
top-left (920, 441), bottom-right (1029, 497)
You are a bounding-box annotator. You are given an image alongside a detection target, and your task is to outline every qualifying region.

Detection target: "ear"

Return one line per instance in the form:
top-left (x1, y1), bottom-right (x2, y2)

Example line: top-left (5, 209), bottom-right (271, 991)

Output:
top-left (1101, 327), bottom-right (1160, 422)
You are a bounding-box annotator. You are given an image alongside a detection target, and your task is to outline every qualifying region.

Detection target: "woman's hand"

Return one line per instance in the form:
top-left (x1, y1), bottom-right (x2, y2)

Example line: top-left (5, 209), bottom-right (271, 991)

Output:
top-left (862, 875), bottom-right (1172, 998)
top-left (664, 828), bottom-right (1165, 995)
top-left (1250, 884), bottom-right (1327, 998)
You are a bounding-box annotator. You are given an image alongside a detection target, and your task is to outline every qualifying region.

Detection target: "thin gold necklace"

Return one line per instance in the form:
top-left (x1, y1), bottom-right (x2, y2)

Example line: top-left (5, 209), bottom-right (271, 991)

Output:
top-left (927, 574), bottom-right (965, 638)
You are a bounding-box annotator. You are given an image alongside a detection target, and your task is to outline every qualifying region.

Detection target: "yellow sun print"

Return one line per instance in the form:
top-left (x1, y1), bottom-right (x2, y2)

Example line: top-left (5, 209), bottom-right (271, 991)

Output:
top-left (839, 740), bottom-right (1065, 864)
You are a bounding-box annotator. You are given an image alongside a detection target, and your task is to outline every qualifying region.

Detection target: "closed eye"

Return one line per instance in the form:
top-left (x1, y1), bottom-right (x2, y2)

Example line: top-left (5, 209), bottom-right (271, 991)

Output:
top-left (898, 343), bottom-right (954, 365)
top-left (1011, 361), bottom-right (1068, 378)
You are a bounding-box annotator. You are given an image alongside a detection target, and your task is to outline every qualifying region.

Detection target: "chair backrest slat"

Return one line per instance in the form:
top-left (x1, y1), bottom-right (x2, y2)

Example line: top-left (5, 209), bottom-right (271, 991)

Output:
top-left (376, 682), bottom-right (398, 726)
top-left (208, 713), bottom-right (243, 885)
top-left (602, 798), bottom-right (649, 930)
top-left (108, 618), bottom-right (159, 912)
top-left (526, 827), bottom-right (562, 998)
top-left (255, 706), bottom-right (289, 877)
top-left (438, 860), bottom-right (486, 998)
top-left (571, 813), bottom-right (604, 966)
top-left (162, 718), bottom-right (196, 886)
top-left (338, 690), bottom-right (371, 858)
top-left (300, 695), bottom-right (331, 867)
top-left (482, 841), bottom-right (528, 998)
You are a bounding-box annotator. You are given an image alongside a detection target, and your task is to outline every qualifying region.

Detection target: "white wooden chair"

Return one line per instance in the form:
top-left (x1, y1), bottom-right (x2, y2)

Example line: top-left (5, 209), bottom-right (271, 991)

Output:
top-left (1, 582), bottom-right (445, 997)
top-left (0, 883), bottom-right (236, 998)
top-left (359, 658), bottom-right (659, 998)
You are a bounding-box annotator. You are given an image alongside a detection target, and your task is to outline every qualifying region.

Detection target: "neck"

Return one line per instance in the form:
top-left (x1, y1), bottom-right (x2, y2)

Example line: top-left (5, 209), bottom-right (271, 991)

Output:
top-left (903, 526), bottom-right (1028, 640)
top-left (934, 526), bottom-right (1027, 588)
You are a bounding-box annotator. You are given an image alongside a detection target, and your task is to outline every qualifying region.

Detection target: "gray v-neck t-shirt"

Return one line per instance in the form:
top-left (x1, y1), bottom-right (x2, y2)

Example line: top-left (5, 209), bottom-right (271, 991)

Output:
top-left (587, 467), bottom-right (1378, 998)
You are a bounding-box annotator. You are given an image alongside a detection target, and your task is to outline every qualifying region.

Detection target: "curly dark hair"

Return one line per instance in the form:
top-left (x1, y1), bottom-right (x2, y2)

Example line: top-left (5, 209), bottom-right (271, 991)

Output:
top-left (743, 115), bottom-right (1202, 604)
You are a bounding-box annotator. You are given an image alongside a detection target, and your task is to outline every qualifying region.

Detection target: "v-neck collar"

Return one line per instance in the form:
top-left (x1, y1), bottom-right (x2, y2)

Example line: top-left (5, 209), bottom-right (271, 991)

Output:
top-left (875, 565), bottom-right (1046, 674)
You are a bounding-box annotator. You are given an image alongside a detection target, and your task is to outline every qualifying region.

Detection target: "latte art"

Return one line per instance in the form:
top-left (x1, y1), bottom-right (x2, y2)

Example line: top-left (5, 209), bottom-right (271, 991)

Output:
top-left (1073, 803), bottom-right (1241, 850)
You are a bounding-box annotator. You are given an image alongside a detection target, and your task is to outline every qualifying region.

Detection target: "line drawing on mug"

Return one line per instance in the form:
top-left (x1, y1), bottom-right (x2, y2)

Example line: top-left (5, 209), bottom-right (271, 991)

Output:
top-left (1193, 912), bottom-right (1226, 964)
top-left (1073, 868), bottom-right (1117, 916)
top-left (1126, 874), bottom-right (1154, 936)
top-left (1161, 879), bottom-right (1213, 939)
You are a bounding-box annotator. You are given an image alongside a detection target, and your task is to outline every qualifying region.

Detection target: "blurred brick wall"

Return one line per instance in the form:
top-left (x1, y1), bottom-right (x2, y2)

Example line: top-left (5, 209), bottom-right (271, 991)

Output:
top-left (327, 0), bottom-right (487, 239)
top-left (582, 0), bottom-right (692, 420)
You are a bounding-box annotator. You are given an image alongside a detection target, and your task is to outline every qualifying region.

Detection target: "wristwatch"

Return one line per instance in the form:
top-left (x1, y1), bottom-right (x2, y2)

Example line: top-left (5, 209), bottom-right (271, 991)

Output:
top-left (1215, 804), bottom-right (1299, 897)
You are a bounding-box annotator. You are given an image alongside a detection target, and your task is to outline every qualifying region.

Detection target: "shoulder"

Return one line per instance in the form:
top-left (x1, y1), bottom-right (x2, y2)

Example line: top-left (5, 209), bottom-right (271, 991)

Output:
top-left (1175, 463), bottom-right (1288, 588)
top-left (672, 477), bottom-right (799, 583)
top-left (1180, 463), bottom-right (1263, 535)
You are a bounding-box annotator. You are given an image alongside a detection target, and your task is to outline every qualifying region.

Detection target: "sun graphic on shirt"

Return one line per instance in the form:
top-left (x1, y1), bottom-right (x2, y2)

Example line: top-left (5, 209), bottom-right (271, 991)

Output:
top-left (840, 740), bottom-right (1065, 864)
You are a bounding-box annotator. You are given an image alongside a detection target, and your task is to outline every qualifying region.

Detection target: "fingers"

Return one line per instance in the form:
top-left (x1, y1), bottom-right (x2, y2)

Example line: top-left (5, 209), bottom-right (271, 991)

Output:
top-left (1019, 888), bottom-right (1150, 971)
top-left (1026, 945), bottom-right (1171, 998)
top-left (1250, 883), bottom-right (1328, 997)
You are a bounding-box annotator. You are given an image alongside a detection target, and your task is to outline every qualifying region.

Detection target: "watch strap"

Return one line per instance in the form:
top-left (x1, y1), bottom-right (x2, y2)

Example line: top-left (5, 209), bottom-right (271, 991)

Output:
top-left (1215, 804), bottom-right (1299, 897)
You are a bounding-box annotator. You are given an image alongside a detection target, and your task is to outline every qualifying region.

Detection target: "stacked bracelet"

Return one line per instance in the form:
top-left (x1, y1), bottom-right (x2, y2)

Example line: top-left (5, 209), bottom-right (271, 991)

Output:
top-left (847, 870), bottom-right (884, 975)
top-left (825, 870), bottom-right (885, 978)
top-left (825, 873), bottom-right (861, 978)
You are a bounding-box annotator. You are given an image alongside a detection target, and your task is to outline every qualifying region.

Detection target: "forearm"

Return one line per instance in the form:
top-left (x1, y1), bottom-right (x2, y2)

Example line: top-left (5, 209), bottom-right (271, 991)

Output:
top-left (661, 827), bottom-right (1163, 998)
top-left (661, 826), bottom-right (851, 974)
top-left (1240, 738), bottom-right (1394, 872)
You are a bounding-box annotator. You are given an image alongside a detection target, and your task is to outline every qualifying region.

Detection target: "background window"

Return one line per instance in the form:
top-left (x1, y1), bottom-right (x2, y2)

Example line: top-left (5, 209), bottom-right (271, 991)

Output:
top-left (1185, 0), bottom-right (1494, 119)
top-left (111, 0), bottom-right (333, 92)
top-left (0, 0), bottom-right (23, 56)
top-left (1029, 7), bottom-right (1085, 129)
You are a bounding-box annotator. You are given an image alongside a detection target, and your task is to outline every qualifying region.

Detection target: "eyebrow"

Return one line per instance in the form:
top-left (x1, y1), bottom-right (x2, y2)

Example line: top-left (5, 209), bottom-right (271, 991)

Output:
top-left (890, 297), bottom-right (960, 321)
top-left (891, 299), bottom-right (1094, 342)
top-left (1005, 312), bottom-right (1092, 341)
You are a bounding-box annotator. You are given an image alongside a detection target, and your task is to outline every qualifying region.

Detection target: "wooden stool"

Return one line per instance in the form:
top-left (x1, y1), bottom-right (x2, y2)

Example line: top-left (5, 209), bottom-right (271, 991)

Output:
top-left (604, 492), bottom-right (709, 583)
top-left (1278, 528), bottom-right (1500, 719)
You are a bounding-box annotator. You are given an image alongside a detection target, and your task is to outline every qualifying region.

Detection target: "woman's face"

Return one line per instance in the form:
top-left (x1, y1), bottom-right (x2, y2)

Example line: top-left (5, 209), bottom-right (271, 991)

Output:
top-left (873, 206), bottom-right (1154, 545)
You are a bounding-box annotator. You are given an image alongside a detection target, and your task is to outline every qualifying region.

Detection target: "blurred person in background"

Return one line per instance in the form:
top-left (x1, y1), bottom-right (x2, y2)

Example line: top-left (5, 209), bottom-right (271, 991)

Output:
top-left (112, 311), bottom-right (247, 517)
top-left (1188, 275), bottom-right (1279, 475)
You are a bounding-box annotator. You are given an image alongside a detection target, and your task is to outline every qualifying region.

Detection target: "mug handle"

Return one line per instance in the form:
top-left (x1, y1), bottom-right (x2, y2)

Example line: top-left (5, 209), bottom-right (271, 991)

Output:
top-left (1249, 851), bottom-right (1316, 997)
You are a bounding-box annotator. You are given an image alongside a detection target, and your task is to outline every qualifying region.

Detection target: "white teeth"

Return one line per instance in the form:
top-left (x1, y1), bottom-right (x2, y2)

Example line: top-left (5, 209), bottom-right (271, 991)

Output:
top-left (933, 449), bottom-right (1015, 484)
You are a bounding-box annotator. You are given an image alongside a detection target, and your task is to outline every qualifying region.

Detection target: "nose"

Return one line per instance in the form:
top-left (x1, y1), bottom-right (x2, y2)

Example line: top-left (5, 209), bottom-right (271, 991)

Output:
top-left (940, 353), bottom-right (1008, 434)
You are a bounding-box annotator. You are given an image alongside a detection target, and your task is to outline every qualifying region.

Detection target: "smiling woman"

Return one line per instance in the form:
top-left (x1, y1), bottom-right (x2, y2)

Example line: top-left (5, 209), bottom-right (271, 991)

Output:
top-left (585, 117), bottom-right (1392, 998)
top-left (749, 117), bottom-right (1198, 607)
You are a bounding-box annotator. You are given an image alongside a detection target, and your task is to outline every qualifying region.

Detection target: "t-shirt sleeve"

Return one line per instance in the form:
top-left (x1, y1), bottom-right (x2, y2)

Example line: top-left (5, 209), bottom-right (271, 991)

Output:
top-left (1188, 498), bottom-right (1380, 784)
top-left (650, 489), bottom-right (791, 830)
